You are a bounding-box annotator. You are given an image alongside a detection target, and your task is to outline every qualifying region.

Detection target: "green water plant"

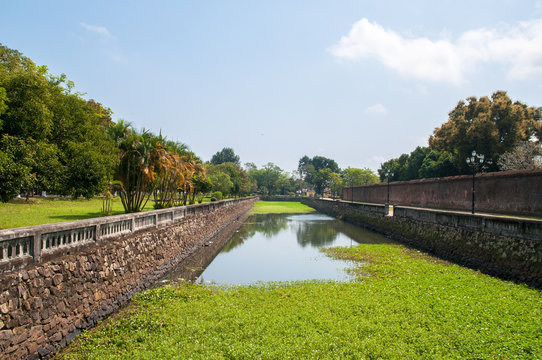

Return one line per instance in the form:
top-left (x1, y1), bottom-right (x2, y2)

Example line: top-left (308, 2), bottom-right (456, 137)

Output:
top-left (59, 242), bottom-right (541, 359)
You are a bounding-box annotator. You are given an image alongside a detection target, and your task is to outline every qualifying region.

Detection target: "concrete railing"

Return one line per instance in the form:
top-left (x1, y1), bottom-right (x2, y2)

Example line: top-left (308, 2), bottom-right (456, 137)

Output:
top-left (0, 197), bottom-right (256, 273)
top-left (393, 206), bottom-right (542, 241)
top-left (301, 198), bottom-right (388, 216)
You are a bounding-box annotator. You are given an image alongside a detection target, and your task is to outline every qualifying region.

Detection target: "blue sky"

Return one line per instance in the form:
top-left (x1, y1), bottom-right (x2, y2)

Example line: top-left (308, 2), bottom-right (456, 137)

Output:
top-left (2, 1), bottom-right (542, 173)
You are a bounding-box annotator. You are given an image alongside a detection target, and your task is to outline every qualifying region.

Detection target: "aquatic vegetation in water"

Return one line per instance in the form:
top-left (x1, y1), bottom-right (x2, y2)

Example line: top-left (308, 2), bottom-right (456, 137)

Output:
top-left (60, 243), bottom-right (541, 359)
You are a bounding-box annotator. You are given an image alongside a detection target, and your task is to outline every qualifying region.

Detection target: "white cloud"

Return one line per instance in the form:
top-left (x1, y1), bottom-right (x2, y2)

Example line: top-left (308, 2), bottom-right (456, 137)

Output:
top-left (365, 103), bottom-right (388, 114)
top-left (80, 22), bottom-right (114, 38)
top-left (329, 18), bottom-right (542, 84)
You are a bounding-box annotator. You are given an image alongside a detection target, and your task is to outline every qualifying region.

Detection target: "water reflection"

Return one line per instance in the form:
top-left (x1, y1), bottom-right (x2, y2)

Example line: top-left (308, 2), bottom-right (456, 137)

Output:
top-left (222, 214), bottom-right (290, 252)
top-left (196, 213), bottom-right (392, 285)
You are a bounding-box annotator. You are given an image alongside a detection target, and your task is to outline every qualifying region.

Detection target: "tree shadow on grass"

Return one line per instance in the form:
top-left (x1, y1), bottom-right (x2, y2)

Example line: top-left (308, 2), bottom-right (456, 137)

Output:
top-left (48, 211), bottom-right (125, 222)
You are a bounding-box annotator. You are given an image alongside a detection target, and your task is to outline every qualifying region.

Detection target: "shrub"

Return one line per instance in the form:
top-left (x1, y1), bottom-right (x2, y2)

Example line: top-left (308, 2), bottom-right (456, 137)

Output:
top-left (211, 191), bottom-right (223, 201)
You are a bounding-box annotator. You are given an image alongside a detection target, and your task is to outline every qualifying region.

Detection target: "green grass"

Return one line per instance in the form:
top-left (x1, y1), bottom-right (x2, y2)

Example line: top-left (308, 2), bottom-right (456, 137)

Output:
top-left (0, 197), bottom-right (153, 229)
top-left (59, 243), bottom-right (541, 359)
top-left (0, 196), bottom-right (247, 229)
top-left (249, 201), bottom-right (315, 215)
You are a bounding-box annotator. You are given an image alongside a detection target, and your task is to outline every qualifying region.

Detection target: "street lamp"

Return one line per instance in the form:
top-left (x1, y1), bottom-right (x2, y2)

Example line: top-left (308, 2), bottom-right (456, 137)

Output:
top-left (465, 150), bottom-right (484, 214)
top-left (385, 170), bottom-right (393, 206)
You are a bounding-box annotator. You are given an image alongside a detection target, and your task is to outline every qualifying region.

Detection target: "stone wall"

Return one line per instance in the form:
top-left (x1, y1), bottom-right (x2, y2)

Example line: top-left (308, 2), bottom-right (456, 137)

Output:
top-left (302, 198), bottom-right (542, 289)
top-left (342, 168), bottom-right (542, 216)
top-left (0, 198), bottom-right (256, 359)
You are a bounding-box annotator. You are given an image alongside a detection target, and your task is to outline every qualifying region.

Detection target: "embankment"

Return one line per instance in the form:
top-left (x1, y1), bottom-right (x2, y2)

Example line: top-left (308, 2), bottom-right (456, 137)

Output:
top-left (302, 198), bottom-right (542, 289)
top-left (0, 197), bottom-right (256, 359)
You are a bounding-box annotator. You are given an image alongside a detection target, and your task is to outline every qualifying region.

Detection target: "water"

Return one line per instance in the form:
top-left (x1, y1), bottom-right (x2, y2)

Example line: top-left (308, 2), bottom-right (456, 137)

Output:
top-left (193, 212), bottom-right (392, 285)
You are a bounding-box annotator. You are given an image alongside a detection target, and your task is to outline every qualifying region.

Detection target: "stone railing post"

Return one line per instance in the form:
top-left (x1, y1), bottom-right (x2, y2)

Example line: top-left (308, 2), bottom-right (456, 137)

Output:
top-left (33, 232), bottom-right (42, 262)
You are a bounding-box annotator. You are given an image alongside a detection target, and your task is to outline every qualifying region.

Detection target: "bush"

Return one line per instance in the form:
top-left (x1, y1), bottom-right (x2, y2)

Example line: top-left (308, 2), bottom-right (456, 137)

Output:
top-left (210, 197), bottom-right (217, 202)
top-left (211, 191), bottom-right (223, 201)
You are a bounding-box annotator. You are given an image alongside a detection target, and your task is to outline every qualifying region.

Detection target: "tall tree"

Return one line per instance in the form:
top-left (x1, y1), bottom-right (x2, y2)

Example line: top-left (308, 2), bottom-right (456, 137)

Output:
top-left (210, 147), bottom-right (240, 165)
top-left (298, 155), bottom-right (340, 194)
top-left (429, 91), bottom-right (542, 172)
top-left (248, 163), bottom-right (284, 195)
top-left (113, 130), bottom-right (160, 212)
top-left (0, 43), bottom-right (117, 200)
top-left (342, 167), bottom-right (380, 186)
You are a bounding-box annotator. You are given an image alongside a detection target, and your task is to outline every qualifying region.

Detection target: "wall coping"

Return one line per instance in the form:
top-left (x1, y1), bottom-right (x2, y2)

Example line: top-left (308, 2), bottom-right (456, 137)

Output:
top-left (393, 205), bottom-right (542, 241)
top-left (347, 168), bottom-right (542, 190)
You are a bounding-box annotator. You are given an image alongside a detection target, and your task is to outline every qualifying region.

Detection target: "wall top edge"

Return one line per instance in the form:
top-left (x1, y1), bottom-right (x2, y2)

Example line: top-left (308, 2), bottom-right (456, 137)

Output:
top-left (393, 205), bottom-right (542, 225)
top-left (346, 168), bottom-right (542, 189)
top-left (0, 197), bottom-right (257, 238)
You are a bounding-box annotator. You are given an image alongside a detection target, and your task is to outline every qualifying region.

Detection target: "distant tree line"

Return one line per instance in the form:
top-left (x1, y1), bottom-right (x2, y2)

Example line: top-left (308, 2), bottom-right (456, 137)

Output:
top-left (298, 155), bottom-right (379, 196)
top-left (207, 149), bottom-right (380, 198)
top-left (378, 91), bottom-right (542, 182)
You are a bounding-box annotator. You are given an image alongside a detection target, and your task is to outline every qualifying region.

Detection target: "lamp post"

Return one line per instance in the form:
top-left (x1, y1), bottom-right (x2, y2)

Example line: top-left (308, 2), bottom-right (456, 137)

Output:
top-left (465, 150), bottom-right (484, 214)
top-left (385, 170), bottom-right (393, 206)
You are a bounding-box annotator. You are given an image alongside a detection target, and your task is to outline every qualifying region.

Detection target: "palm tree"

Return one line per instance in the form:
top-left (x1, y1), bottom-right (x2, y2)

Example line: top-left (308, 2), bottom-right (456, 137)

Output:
top-left (114, 130), bottom-right (159, 212)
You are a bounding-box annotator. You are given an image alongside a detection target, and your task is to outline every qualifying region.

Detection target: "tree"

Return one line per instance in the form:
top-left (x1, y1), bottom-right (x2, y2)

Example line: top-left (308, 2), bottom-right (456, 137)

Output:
top-left (206, 165), bottom-right (233, 196)
top-left (247, 163), bottom-right (299, 196)
top-left (418, 150), bottom-right (458, 178)
top-left (249, 163), bottom-right (282, 195)
top-left (190, 173), bottom-right (213, 203)
top-left (328, 172), bottom-right (343, 197)
top-left (313, 168), bottom-right (333, 195)
top-left (298, 155), bottom-right (340, 194)
top-left (210, 147), bottom-right (240, 165)
top-left (429, 91), bottom-right (542, 172)
top-left (0, 43), bottom-right (117, 199)
top-left (378, 153), bottom-right (409, 182)
top-left (210, 162), bottom-right (253, 197)
top-left (312, 156), bottom-right (340, 173)
top-left (403, 147), bottom-right (429, 180)
top-left (0, 135), bottom-right (35, 202)
top-left (342, 167), bottom-right (379, 186)
top-left (113, 130), bottom-right (161, 212)
top-left (497, 142), bottom-right (542, 171)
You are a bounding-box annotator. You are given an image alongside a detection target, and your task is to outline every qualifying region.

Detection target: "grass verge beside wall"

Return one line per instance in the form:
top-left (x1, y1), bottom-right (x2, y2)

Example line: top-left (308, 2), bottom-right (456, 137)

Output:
top-left (0, 198), bottom-right (153, 229)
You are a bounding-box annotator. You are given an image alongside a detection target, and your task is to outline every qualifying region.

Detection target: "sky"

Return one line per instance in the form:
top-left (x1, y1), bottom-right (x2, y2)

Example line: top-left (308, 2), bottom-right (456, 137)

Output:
top-left (2, 1), bottom-right (542, 173)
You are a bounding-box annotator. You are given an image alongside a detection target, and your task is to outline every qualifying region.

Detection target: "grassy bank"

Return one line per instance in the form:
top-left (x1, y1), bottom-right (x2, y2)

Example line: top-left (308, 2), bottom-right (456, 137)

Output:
top-left (249, 201), bottom-right (315, 215)
top-left (59, 243), bottom-right (541, 359)
top-left (0, 197), bottom-right (152, 229)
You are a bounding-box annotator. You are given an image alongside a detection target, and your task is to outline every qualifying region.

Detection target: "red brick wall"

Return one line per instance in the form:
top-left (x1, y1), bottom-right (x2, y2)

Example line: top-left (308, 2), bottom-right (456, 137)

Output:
top-left (343, 169), bottom-right (542, 216)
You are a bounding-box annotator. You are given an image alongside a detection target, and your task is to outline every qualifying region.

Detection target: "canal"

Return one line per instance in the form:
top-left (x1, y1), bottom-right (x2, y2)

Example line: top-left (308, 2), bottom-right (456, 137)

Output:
top-left (165, 211), bottom-right (393, 285)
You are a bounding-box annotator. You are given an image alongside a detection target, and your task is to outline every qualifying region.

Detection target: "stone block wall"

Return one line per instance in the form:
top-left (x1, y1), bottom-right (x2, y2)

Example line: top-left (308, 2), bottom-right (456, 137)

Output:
top-left (343, 168), bottom-right (542, 216)
top-left (0, 198), bottom-right (256, 359)
top-left (303, 198), bottom-right (542, 289)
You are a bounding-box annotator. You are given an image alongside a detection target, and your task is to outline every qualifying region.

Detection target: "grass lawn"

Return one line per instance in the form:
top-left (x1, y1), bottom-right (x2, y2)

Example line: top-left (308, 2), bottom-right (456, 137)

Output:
top-left (0, 197), bottom-right (153, 229)
top-left (0, 196), bottom-right (250, 229)
top-left (59, 243), bottom-right (541, 359)
top-left (249, 201), bottom-right (315, 215)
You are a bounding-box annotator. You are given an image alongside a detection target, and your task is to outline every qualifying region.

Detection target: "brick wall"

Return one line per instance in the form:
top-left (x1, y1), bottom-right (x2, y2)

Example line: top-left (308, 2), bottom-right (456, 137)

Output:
top-left (342, 169), bottom-right (542, 216)
top-left (0, 198), bottom-right (256, 359)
